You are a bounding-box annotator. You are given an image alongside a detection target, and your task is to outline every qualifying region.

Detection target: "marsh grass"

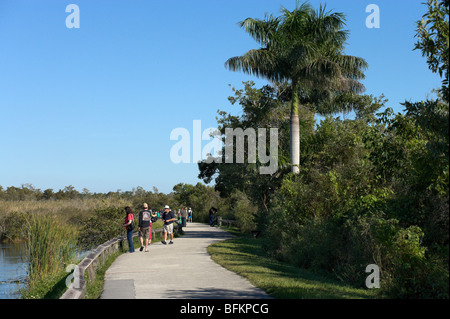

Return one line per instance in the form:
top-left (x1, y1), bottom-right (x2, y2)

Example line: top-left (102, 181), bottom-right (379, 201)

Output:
top-left (24, 213), bottom-right (79, 294)
top-left (0, 198), bottom-right (131, 241)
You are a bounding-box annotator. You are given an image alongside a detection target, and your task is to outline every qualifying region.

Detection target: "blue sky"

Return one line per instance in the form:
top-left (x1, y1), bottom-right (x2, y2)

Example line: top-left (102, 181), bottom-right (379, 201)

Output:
top-left (0, 0), bottom-right (442, 194)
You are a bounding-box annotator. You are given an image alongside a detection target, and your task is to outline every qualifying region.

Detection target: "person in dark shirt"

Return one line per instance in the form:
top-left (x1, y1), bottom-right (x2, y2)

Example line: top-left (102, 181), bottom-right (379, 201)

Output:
top-left (161, 205), bottom-right (176, 245)
top-left (138, 203), bottom-right (156, 252)
top-left (209, 207), bottom-right (217, 227)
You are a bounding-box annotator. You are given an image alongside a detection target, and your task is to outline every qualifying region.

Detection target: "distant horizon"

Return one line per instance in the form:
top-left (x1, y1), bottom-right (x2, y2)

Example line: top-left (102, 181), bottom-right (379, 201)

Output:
top-left (0, 181), bottom-right (210, 195)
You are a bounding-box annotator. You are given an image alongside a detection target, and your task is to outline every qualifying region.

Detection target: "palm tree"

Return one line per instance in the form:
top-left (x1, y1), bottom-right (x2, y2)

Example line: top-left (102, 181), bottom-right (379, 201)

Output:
top-left (225, 2), bottom-right (368, 173)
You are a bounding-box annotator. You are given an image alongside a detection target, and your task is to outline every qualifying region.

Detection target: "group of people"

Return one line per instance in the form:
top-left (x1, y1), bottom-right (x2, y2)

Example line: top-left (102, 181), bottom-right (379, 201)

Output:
top-left (122, 203), bottom-right (193, 253)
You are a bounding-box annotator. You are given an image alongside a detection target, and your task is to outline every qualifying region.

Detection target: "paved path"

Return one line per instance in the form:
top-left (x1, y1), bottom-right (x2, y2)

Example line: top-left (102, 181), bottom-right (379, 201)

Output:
top-left (101, 222), bottom-right (270, 299)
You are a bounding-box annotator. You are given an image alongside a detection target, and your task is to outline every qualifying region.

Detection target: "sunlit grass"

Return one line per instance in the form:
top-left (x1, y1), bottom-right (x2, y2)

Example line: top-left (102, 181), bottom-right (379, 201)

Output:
top-left (208, 230), bottom-right (378, 299)
top-left (20, 213), bottom-right (79, 299)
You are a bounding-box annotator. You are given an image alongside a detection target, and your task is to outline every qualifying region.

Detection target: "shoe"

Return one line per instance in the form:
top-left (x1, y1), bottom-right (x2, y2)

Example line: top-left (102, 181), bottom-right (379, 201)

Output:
top-left (139, 246), bottom-right (144, 252)
top-left (169, 241), bottom-right (174, 245)
top-left (161, 241), bottom-right (167, 245)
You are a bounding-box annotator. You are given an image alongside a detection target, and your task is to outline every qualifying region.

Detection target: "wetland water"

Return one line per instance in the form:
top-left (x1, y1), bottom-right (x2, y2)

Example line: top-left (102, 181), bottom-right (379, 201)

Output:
top-left (0, 242), bottom-right (27, 299)
top-left (0, 240), bottom-right (100, 299)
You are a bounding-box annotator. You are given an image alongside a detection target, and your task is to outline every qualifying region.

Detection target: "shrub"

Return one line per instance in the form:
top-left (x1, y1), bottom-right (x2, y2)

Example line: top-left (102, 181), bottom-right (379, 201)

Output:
top-left (376, 223), bottom-right (449, 298)
top-left (0, 211), bottom-right (28, 241)
top-left (227, 190), bottom-right (257, 233)
top-left (77, 207), bottom-right (125, 250)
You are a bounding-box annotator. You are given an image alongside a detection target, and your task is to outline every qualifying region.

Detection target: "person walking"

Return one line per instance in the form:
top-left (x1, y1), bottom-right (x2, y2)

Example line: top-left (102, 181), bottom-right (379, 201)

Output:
top-left (138, 203), bottom-right (155, 252)
top-left (180, 206), bottom-right (188, 227)
top-left (209, 207), bottom-right (217, 227)
top-left (122, 206), bottom-right (135, 253)
top-left (188, 207), bottom-right (193, 223)
top-left (176, 208), bottom-right (181, 223)
top-left (161, 205), bottom-right (176, 245)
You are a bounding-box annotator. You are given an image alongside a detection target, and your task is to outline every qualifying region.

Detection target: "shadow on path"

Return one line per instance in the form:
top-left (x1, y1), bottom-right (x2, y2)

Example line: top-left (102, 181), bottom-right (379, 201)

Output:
top-left (164, 287), bottom-right (272, 299)
top-left (181, 229), bottom-right (233, 240)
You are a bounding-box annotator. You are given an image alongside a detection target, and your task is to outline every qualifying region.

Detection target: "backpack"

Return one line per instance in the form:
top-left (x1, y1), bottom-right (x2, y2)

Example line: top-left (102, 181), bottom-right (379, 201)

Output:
top-left (147, 209), bottom-right (157, 223)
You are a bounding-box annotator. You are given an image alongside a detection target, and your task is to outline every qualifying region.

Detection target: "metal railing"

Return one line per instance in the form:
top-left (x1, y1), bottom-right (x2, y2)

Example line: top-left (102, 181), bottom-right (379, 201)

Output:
top-left (217, 217), bottom-right (238, 227)
top-left (148, 219), bottom-right (182, 241)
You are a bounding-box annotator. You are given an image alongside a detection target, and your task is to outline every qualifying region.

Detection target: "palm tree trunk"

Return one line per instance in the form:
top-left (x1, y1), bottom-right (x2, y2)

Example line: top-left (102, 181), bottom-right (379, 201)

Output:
top-left (290, 85), bottom-right (300, 174)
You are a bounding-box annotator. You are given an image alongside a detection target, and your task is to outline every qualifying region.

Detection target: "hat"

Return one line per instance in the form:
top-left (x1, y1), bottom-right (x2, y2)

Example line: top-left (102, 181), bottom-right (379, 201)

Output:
top-left (164, 205), bottom-right (170, 209)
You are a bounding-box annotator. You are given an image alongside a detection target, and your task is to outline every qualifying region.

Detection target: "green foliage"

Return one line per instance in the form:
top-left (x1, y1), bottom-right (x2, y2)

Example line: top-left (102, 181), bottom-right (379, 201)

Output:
top-left (199, 61), bottom-right (449, 296)
top-left (225, 2), bottom-right (368, 105)
top-left (25, 214), bottom-right (78, 291)
top-left (0, 211), bottom-right (28, 241)
top-left (84, 249), bottom-right (123, 299)
top-left (375, 223), bottom-right (448, 299)
top-left (225, 190), bottom-right (257, 233)
top-left (20, 269), bottom-right (72, 299)
top-left (225, 2), bottom-right (368, 173)
top-left (265, 106), bottom-right (449, 297)
top-left (172, 182), bottom-right (220, 223)
top-left (414, 0), bottom-right (449, 102)
top-left (208, 232), bottom-right (376, 299)
top-left (233, 82), bottom-right (448, 298)
top-left (198, 81), bottom-right (297, 221)
top-left (77, 207), bottom-right (125, 250)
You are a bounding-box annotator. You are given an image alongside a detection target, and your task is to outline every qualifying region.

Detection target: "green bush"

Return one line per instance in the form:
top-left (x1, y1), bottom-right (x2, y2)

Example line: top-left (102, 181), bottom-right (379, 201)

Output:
top-left (228, 190), bottom-right (257, 233)
top-left (0, 211), bottom-right (28, 241)
top-left (376, 223), bottom-right (449, 298)
top-left (265, 168), bottom-right (448, 298)
top-left (77, 207), bottom-right (125, 250)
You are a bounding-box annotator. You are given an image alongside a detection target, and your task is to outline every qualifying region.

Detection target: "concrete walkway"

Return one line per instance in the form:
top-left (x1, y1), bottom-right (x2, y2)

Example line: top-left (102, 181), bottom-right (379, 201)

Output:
top-left (101, 222), bottom-right (271, 299)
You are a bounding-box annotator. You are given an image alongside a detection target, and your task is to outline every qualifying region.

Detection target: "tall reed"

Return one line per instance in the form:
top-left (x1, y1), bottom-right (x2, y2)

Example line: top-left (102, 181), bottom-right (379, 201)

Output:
top-left (25, 213), bottom-right (78, 285)
top-left (0, 198), bottom-right (131, 241)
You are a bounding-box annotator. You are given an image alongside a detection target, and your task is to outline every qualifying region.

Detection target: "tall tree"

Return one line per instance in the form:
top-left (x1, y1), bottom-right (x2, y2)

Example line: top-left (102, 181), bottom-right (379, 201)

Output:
top-left (225, 2), bottom-right (367, 173)
top-left (414, 0), bottom-right (449, 102)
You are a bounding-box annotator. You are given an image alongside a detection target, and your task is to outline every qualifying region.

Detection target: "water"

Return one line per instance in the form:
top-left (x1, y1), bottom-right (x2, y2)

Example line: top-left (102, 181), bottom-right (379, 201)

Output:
top-left (0, 242), bottom-right (100, 299)
top-left (0, 242), bottom-right (28, 299)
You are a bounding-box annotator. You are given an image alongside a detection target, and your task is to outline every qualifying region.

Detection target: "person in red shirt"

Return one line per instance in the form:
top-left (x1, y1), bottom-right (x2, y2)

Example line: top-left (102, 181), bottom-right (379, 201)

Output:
top-left (122, 206), bottom-right (135, 253)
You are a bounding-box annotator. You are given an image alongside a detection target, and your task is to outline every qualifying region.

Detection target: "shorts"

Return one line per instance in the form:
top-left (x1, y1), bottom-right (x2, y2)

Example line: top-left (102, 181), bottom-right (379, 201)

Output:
top-left (163, 223), bottom-right (173, 234)
top-left (139, 226), bottom-right (151, 239)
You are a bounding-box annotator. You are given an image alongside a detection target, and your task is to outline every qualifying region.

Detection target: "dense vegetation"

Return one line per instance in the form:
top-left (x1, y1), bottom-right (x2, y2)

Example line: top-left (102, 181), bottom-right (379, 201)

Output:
top-left (199, 1), bottom-right (449, 298)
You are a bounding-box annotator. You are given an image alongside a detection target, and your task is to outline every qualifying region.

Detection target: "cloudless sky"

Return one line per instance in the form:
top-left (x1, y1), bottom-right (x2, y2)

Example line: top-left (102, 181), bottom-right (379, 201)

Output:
top-left (0, 0), bottom-right (442, 194)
